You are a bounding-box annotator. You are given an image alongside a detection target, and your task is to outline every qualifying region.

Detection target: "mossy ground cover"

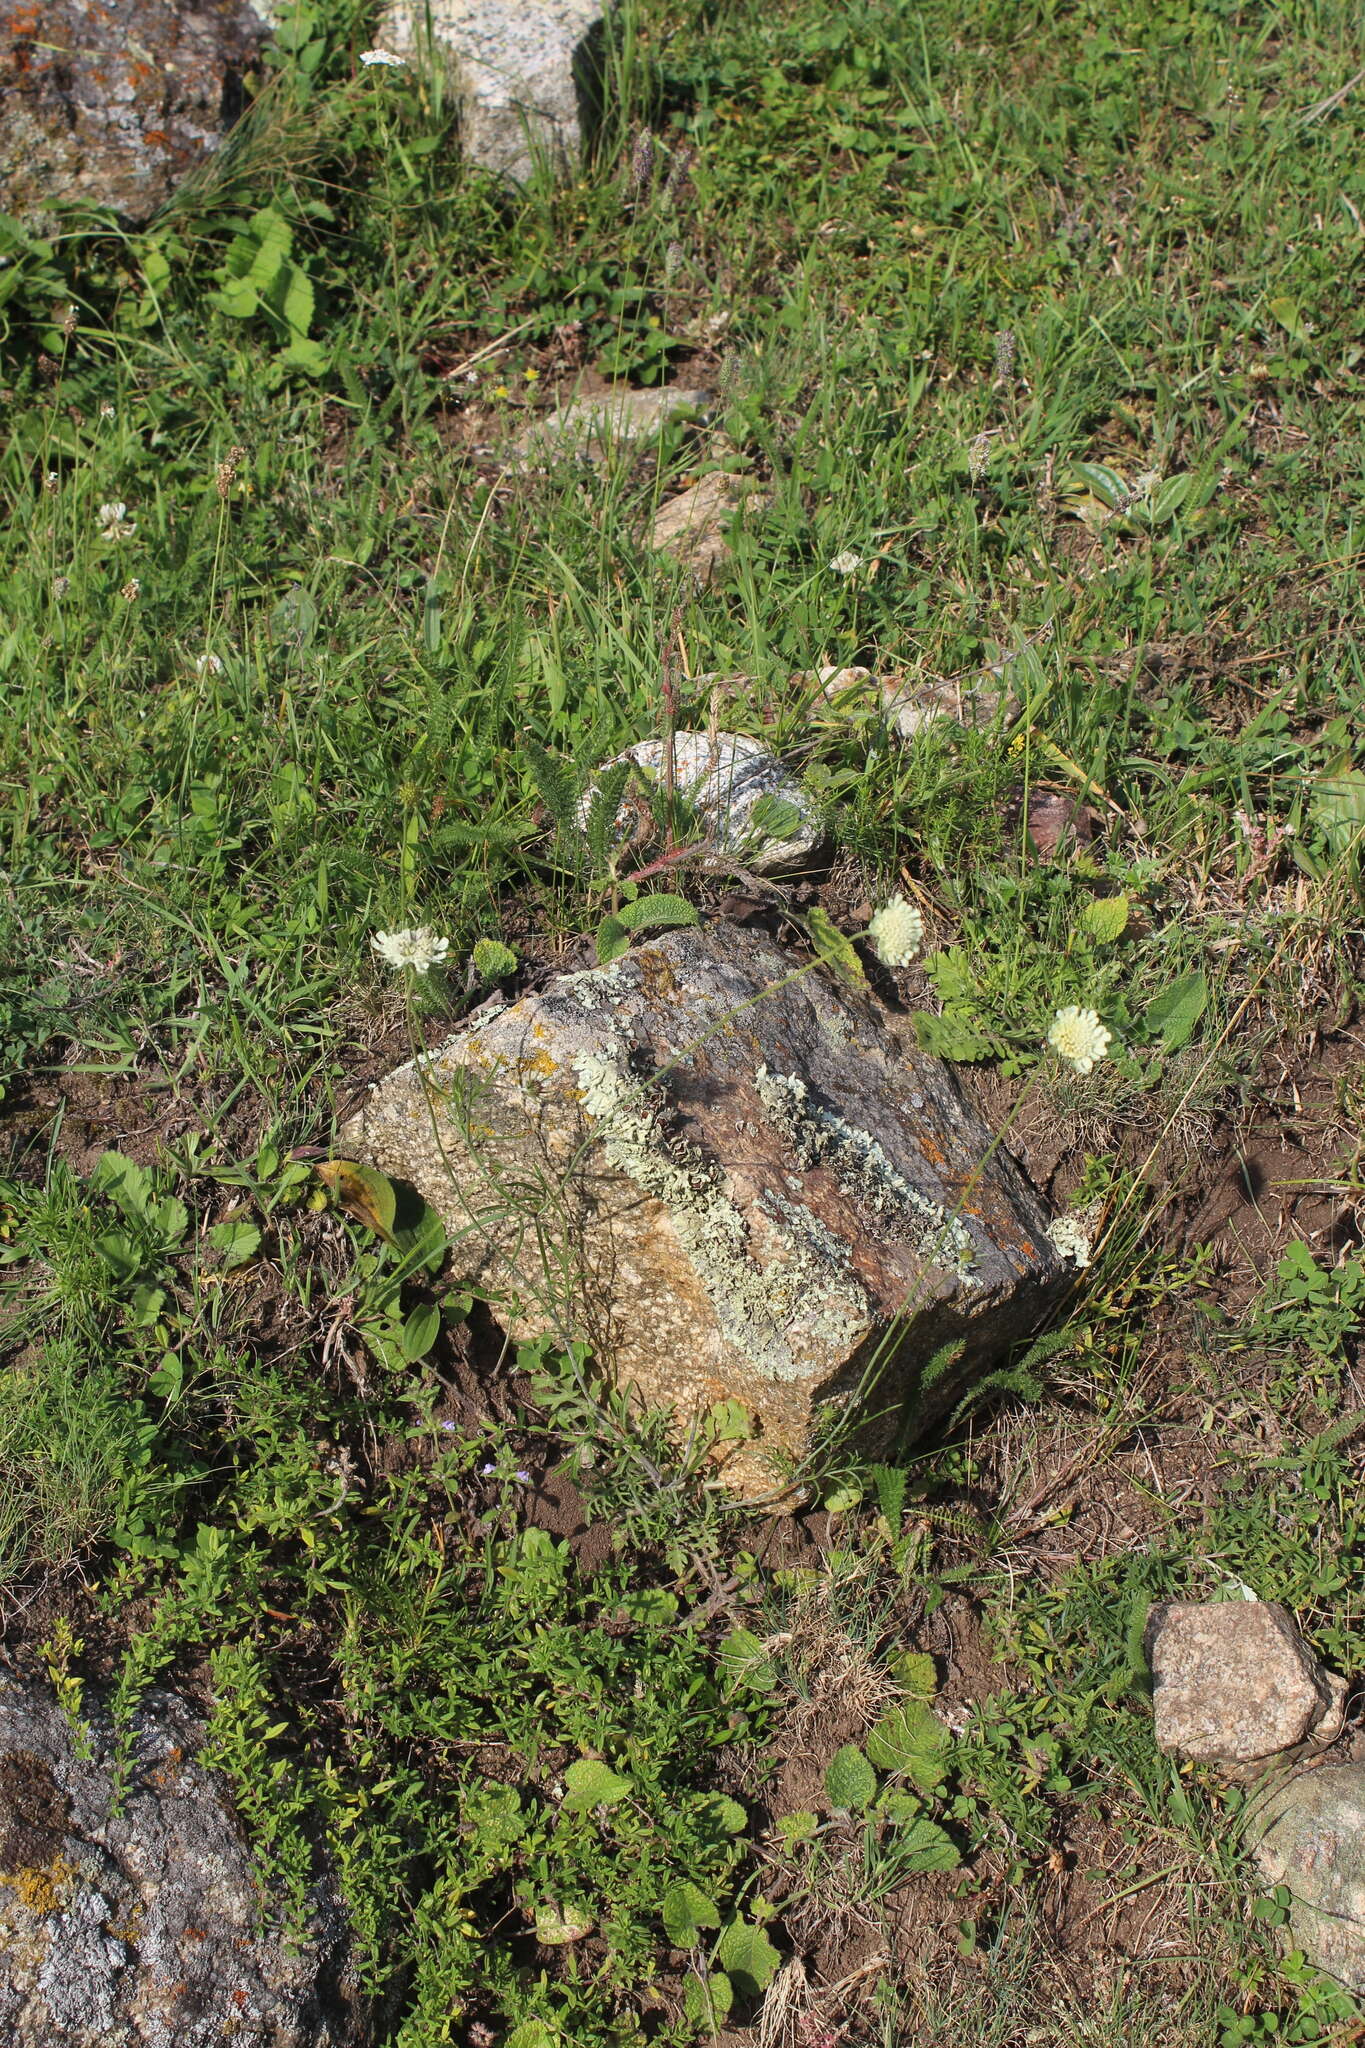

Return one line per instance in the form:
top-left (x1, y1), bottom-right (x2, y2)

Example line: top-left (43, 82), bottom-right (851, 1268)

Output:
top-left (1, 0), bottom-right (1364, 2041)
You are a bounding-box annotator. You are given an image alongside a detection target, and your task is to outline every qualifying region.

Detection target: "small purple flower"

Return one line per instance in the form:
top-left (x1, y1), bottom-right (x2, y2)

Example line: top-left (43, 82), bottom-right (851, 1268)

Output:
top-left (515, 1470), bottom-right (532, 1485)
top-left (439, 1420), bottom-right (458, 1433)
top-left (480, 1461), bottom-right (497, 1476)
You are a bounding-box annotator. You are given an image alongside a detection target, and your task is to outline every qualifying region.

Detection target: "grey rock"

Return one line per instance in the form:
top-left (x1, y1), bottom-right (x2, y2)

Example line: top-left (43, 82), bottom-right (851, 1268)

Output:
top-left (581, 731), bottom-right (822, 875)
top-left (1149, 1600), bottom-right (1347, 1765)
top-left (0, 0), bottom-right (271, 229)
top-left (342, 923), bottom-right (1067, 1497)
top-left (377, 0), bottom-right (601, 182)
top-left (0, 1677), bottom-right (348, 2047)
top-left (517, 382), bottom-right (711, 463)
top-left (1248, 1765), bottom-right (1365, 1992)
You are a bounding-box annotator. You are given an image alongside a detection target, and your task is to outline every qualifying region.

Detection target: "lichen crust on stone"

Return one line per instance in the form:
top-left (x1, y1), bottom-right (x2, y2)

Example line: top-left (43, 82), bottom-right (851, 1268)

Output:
top-left (754, 1064), bottom-right (979, 1283)
top-left (572, 1039), bottom-right (872, 1380)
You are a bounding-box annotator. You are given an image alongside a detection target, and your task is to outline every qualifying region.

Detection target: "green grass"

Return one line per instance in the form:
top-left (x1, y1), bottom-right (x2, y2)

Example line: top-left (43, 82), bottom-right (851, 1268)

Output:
top-left (2, 0), bottom-right (1364, 2039)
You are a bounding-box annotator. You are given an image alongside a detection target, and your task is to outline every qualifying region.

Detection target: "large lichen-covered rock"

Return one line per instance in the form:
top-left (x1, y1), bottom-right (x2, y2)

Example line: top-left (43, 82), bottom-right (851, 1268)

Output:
top-left (0, 0), bottom-right (271, 228)
top-left (0, 1677), bottom-right (349, 2047)
top-left (378, 0), bottom-right (601, 182)
top-left (343, 926), bottom-right (1067, 1495)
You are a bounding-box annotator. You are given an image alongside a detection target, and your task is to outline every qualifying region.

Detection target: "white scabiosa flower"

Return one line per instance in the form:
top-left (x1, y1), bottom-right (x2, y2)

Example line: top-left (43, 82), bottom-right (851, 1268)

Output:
top-left (359, 47), bottom-right (405, 66)
top-left (1047, 1005), bottom-right (1111, 1075)
top-left (828, 549), bottom-right (863, 576)
top-left (867, 895), bottom-right (924, 968)
top-left (371, 926), bottom-right (450, 974)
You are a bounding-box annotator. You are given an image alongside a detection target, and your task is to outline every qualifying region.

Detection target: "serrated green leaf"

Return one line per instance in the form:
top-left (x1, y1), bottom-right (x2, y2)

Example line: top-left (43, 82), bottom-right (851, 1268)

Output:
top-left (209, 1218), bottom-right (262, 1269)
top-left (805, 905), bottom-right (866, 987)
top-left (683, 1972), bottom-right (733, 2028)
top-left (506, 2022), bottom-right (558, 2048)
top-left (91, 1150), bottom-right (154, 1223)
top-left (693, 1792), bottom-right (748, 1840)
top-left (913, 1009), bottom-right (993, 1061)
top-left (892, 1651), bottom-right (938, 1698)
top-left (872, 1463), bottom-right (908, 1528)
top-left (717, 1916), bottom-right (781, 1997)
top-left (1142, 970), bottom-right (1208, 1052)
top-left (560, 1758), bottom-right (631, 1811)
top-left (595, 914), bottom-right (630, 965)
top-left (279, 336), bottom-right (328, 376)
top-left (618, 1586), bottom-right (678, 1625)
top-left (704, 1397), bottom-right (752, 1443)
top-left (149, 1195), bottom-right (189, 1242)
top-left (1080, 894), bottom-right (1129, 943)
top-left (471, 937), bottom-right (518, 982)
top-left (864, 1700), bottom-right (949, 1789)
top-left (824, 1743), bottom-right (877, 1811)
top-left (94, 1231), bottom-right (141, 1282)
top-left (613, 891), bottom-right (699, 934)
top-left (884, 1811), bottom-right (961, 1871)
top-left (663, 1880), bottom-right (721, 1946)
top-left (279, 261), bottom-right (313, 341)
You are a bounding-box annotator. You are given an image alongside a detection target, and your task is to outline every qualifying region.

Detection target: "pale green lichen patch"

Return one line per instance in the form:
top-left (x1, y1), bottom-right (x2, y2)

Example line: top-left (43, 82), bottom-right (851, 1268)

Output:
top-left (754, 1065), bottom-right (978, 1283)
top-left (572, 1041), bottom-right (872, 1380)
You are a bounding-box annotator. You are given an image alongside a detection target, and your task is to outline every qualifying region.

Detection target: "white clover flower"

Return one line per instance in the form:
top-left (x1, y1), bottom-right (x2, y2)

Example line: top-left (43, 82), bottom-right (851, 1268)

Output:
top-left (359, 47), bottom-right (405, 66)
top-left (98, 500), bottom-right (136, 539)
top-left (194, 653), bottom-right (225, 677)
top-left (829, 549), bottom-right (863, 576)
top-left (1047, 1005), bottom-right (1111, 1075)
top-left (867, 895), bottom-right (924, 968)
top-left (371, 926), bottom-right (450, 974)
top-left (1047, 1215), bottom-right (1093, 1268)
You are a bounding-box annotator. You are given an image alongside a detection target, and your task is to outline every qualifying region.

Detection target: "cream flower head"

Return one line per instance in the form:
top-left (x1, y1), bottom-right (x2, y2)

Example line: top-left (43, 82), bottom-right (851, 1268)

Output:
top-left (98, 500), bottom-right (137, 540)
top-left (371, 926), bottom-right (450, 974)
top-left (867, 895), bottom-right (924, 968)
top-left (1047, 1005), bottom-right (1111, 1075)
top-left (828, 549), bottom-right (863, 576)
top-left (359, 47), bottom-right (405, 66)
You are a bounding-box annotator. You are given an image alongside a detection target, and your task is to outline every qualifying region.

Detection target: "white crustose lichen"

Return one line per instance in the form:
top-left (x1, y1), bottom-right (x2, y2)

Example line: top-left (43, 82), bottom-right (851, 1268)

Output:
top-left (753, 1066), bottom-right (978, 1283)
top-left (572, 1041), bottom-right (872, 1379)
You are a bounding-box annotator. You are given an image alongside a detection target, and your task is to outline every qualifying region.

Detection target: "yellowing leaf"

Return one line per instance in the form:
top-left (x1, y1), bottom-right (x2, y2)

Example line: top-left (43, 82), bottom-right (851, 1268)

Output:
top-left (805, 905), bottom-right (867, 987)
top-left (314, 1160), bottom-right (398, 1245)
top-left (1080, 893), bottom-right (1129, 943)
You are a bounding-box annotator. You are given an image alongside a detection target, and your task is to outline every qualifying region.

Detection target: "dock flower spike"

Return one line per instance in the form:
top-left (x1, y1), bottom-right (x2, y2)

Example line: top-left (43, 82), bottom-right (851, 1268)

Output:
top-left (1047, 1005), bottom-right (1111, 1075)
top-left (867, 895), bottom-right (924, 968)
top-left (371, 926), bottom-right (449, 974)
